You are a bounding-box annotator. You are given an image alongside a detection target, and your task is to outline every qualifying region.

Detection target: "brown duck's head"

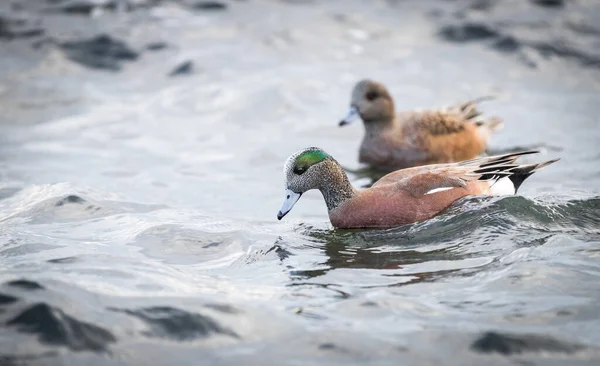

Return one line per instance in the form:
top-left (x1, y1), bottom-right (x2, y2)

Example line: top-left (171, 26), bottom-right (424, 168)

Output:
top-left (339, 79), bottom-right (395, 127)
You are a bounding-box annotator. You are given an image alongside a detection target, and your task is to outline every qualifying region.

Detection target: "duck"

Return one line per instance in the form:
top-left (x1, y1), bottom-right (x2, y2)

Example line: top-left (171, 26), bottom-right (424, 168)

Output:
top-left (339, 79), bottom-right (504, 171)
top-left (277, 147), bottom-right (558, 229)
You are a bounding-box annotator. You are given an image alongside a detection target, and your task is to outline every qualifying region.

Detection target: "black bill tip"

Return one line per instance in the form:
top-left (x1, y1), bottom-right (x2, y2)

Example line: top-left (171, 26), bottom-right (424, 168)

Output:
top-left (277, 211), bottom-right (286, 220)
top-left (338, 120), bottom-right (349, 127)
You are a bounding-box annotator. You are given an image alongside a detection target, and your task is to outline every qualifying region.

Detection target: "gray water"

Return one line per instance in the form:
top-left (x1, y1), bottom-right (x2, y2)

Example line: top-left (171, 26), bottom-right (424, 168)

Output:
top-left (1, 0), bottom-right (600, 365)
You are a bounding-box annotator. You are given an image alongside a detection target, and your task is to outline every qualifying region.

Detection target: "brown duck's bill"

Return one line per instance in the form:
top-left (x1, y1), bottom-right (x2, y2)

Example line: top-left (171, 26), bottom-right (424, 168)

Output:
top-left (339, 106), bottom-right (359, 126)
top-left (277, 189), bottom-right (302, 220)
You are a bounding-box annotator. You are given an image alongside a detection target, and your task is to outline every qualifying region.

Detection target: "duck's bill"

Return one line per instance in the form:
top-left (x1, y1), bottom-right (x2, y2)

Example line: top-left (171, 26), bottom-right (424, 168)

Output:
top-left (339, 106), bottom-right (359, 126)
top-left (277, 189), bottom-right (302, 220)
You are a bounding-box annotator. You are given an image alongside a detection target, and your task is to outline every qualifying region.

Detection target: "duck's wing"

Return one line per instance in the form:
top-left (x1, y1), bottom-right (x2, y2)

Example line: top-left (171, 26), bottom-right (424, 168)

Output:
top-left (371, 164), bottom-right (471, 196)
top-left (406, 96), bottom-right (503, 136)
top-left (448, 96), bottom-right (495, 119)
top-left (372, 150), bottom-right (558, 197)
top-left (448, 96), bottom-right (504, 131)
top-left (395, 109), bottom-right (464, 136)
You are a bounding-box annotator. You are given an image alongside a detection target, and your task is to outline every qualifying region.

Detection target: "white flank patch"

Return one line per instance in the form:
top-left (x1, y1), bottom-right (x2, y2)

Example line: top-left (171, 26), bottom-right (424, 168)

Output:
top-left (425, 187), bottom-right (453, 195)
top-left (490, 177), bottom-right (516, 196)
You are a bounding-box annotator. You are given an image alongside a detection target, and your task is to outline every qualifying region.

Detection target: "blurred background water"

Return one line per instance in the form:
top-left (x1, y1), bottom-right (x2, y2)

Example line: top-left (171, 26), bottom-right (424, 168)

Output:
top-left (1, 0), bottom-right (600, 365)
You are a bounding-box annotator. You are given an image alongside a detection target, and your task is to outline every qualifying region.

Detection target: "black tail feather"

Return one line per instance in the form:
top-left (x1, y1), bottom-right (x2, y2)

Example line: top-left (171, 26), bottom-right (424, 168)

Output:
top-left (507, 167), bottom-right (537, 193)
top-left (508, 159), bottom-right (560, 193)
top-left (460, 151), bottom-right (559, 193)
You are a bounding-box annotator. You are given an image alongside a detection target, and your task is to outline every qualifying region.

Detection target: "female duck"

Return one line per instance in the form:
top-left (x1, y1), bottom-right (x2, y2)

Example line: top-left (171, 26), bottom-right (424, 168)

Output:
top-left (339, 79), bottom-right (503, 171)
top-left (277, 147), bottom-right (558, 229)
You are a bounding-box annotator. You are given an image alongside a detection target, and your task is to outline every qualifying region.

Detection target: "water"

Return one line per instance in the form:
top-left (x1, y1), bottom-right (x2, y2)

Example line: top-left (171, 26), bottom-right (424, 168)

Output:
top-left (1, 0), bottom-right (600, 364)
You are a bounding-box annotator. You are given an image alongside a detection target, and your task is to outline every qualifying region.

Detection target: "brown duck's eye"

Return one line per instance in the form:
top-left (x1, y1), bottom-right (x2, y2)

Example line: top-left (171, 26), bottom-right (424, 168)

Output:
top-left (293, 166), bottom-right (307, 175)
top-left (365, 91), bottom-right (378, 101)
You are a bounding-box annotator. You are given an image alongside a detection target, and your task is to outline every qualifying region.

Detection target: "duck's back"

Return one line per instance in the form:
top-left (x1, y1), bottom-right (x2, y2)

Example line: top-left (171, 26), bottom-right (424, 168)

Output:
top-left (408, 110), bottom-right (488, 162)
top-left (358, 110), bottom-right (489, 170)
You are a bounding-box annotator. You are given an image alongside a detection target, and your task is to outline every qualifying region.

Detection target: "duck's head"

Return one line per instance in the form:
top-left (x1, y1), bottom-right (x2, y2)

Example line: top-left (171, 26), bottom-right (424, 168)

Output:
top-left (339, 79), bottom-right (395, 126)
top-left (277, 145), bottom-right (361, 220)
top-left (277, 147), bottom-right (331, 220)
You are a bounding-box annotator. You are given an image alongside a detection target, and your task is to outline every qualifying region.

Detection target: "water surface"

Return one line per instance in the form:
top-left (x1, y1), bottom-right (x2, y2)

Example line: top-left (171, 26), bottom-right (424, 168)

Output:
top-left (1, 0), bottom-right (600, 364)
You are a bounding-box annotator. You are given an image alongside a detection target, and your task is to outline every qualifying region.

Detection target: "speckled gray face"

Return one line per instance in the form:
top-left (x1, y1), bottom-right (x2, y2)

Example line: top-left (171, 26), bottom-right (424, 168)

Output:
top-left (277, 148), bottom-right (328, 220)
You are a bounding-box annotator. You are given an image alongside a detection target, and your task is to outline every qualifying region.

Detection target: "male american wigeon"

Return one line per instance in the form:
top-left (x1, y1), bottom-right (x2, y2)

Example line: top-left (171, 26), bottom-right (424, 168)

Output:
top-left (339, 79), bottom-right (504, 171)
top-left (277, 147), bottom-right (558, 229)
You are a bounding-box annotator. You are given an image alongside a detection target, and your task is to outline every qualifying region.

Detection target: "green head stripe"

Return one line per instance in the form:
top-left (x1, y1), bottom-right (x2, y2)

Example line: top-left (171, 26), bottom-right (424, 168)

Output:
top-left (295, 150), bottom-right (328, 169)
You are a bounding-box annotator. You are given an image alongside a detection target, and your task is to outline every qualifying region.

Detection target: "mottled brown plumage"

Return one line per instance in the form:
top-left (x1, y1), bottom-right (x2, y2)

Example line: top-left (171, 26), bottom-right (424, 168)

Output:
top-left (339, 80), bottom-right (503, 171)
top-left (278, 148), bottom-right (559, 229)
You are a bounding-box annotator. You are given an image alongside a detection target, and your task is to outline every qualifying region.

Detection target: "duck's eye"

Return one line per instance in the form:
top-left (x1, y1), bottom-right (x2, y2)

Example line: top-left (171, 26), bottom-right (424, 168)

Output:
top-left (293, 166), bottom-right (307, 175)
top-left (366, 91), bottom-right (378, 101)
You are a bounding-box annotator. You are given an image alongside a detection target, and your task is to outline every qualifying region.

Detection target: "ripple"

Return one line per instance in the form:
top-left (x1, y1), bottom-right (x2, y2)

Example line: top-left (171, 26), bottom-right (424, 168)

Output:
top-left (59, 34), bottom-right (139, 71)
top-left (133, 225), bottom-right (250, 265)
top-left (0, 293), bottom-right (18, 305)
top-left (110, 306), bottom-right (239, 341)
top-left (0, 186), bottom-right (166, 224)
top-left (435, 7), bottom-right (600, 70)
top-left (6, 280), bottom-right (44, 290)
top-left (439, 22), bottom-right (500, 42)
top-left (6, 303), bottom-right (116, 352)
top-left (471, 331), bottom-right (586, 355)
top-left (0, 187), bottom-right (20, 201)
